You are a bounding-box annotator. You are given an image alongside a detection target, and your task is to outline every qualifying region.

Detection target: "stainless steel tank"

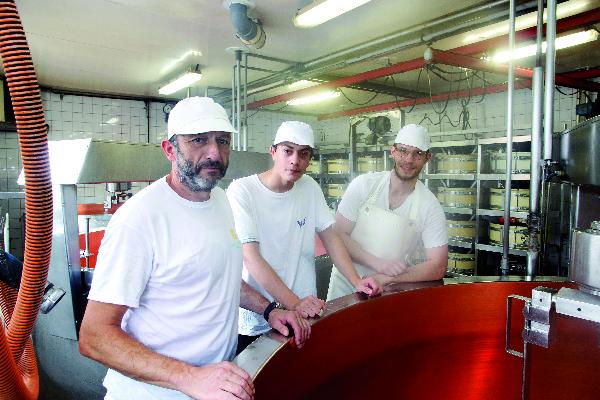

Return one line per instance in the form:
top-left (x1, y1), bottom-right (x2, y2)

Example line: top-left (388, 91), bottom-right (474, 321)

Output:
top-left (559, 115), bottom-right (600, 186)
top-left (570, 221), bottom-right (600, 295)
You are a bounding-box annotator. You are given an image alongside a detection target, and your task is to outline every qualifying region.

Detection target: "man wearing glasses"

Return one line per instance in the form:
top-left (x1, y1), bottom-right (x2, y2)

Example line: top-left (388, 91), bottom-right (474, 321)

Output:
top-left (327, 124), bottom-right (448, 300)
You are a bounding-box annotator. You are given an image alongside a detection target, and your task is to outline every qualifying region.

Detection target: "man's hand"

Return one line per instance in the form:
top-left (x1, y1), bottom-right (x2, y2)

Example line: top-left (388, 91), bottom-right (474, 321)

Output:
top-left (354, 276), bottom-right (381, 297)
top-left (375, 258), bottom-right (409, 276)
top-left (370, 273), bottom-right (392, 288)
top-left (267, 309), bottom-right (311, 348)
top-left (179, 361), bottom-right (254, 400)
top-left (292, 295), bottom-right (325, 318)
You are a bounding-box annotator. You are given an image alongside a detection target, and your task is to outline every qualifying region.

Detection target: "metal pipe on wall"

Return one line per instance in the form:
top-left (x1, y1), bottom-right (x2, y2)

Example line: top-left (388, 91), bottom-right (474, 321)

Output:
top-left (244, 52), bottom-right (248, 152)
top-left (236, 50), bottom-right (242, 151)
top-left (543, 0), bottom-right (557, 161)
top-left (231, 65), bottom-right (237, 150)
top-left (501, 0), bottom-right (517, 275)
top-left (526, 0), bottom-right (545, 277)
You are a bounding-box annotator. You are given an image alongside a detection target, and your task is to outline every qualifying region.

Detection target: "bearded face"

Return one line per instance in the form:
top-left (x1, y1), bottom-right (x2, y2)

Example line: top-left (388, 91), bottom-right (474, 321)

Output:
top-left (174, 141), bottom-right (228, 192)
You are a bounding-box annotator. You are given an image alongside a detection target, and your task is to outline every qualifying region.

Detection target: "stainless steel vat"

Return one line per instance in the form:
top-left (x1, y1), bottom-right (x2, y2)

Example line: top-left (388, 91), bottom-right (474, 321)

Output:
top-left (570, 221), bottom-right (600, 295)
top-left (559, 115), bottom-right (600, 186)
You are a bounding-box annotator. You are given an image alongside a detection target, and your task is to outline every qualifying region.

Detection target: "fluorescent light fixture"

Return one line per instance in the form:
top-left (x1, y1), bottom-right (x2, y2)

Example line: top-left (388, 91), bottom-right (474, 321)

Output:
top-left (463, 0), bottom-right (588, 44)
top-left (294, 0), bottom-right (372, 28)
top-left (287, 91), bottom-right (341, 106)
top-left (105, 117), bottom-right (119, 125)
top-left (492, 29), bottom-right (599, 63)
top-left (288, 79), bottom-right (312, 88)
top-left (161, 50), bottom-right (202, 74)
top-left (158, 70), bottom-right (203, 95)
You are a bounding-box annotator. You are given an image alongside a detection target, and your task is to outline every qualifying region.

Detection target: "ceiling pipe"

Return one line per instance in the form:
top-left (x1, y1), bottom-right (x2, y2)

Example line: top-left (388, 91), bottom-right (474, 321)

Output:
top-left (318, 80), bottom-right (533, 120)
top-left (451, 7), bottom-right (600, 56)
top-left (429, 49), bottom-right (600, 92)
top-left (224, 0), bottom-right (538, 104)
top-left (225, 0), bottom-right (266, 49)
top-left (246, 58), bottom-right (425, 109)
top-left (318, 63), bottom-right (600, 120)
top-left (242, 7), bottom-right (600, 111)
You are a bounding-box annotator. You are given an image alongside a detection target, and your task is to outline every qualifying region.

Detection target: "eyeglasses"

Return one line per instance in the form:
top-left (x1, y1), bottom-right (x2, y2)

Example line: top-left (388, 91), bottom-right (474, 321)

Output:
top-left (395, 145), bottom-right (429, 160)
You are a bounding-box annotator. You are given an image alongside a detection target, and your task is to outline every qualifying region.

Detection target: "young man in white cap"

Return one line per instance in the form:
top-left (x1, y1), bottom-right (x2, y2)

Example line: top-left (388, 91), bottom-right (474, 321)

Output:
top-left (327, 123), bottom-right (448, 300)
top-left (227, 120), bottom-right (381, 353)
top-left (79, 97), bottom-right (310, 400)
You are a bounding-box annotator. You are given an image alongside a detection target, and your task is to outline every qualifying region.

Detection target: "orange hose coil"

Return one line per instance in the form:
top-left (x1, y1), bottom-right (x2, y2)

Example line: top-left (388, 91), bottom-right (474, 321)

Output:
top-left (0, 1), bottom-right (53, 399)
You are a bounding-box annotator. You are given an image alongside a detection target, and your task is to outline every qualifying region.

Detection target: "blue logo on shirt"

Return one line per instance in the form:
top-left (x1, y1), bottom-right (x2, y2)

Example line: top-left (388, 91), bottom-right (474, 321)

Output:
top-left (297, 217), bottom-right (307, 227)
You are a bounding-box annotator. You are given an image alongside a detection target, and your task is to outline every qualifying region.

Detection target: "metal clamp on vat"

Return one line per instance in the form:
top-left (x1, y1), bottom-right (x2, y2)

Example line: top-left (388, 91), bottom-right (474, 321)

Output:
top-left (505, 221), bottom-right (600, 399)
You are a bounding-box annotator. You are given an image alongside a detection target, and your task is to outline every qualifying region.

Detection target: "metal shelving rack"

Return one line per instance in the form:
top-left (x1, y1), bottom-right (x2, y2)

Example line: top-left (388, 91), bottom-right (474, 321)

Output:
top-left (424, 128), bottom-right (532, 276)
top-left (474, 134), bottom-right (531, 275)
top-left (312, 143), bottom-right (392, 208)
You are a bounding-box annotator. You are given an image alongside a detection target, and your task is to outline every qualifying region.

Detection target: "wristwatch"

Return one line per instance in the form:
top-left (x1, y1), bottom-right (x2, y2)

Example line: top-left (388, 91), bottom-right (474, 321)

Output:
top-left (263, 301), bottom-right (283, 321)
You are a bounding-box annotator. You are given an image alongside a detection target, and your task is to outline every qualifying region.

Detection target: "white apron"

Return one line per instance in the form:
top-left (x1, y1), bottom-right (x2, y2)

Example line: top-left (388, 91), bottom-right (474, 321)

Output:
top-left (327, 173), bottom-right (421, 300)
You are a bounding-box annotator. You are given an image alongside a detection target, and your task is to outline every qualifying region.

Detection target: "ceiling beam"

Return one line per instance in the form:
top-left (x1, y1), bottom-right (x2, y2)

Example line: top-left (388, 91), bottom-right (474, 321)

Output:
top-left (317, 65), bottom-right (600, 120)
top-left (249, 7), bottom-right (600, 111)
top-left (430, 49), bottom-right (600, 92)
top-left (317, 74), bottom-right (429, 98)
top-left (246, 58), bottom-right (425, 110)
top-left (318, 80), bottom-right (533, 120)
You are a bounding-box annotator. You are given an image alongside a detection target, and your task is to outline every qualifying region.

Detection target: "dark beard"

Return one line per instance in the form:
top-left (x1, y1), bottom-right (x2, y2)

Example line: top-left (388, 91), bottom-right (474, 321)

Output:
top-left (176, 153), bottom-right (228, 192)
top-left (393, 162), bottom-right (421, 181)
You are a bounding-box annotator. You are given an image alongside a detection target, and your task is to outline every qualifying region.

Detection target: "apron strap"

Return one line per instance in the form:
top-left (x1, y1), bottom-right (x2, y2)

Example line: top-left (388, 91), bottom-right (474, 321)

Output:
top-left (364, 172), bottom-right (390, 206)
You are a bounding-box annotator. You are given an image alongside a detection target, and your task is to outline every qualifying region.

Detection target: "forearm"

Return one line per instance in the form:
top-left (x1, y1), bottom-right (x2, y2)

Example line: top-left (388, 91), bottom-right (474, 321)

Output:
top-left (378, 258), bottom-right (446, 284)
top-left (239, 280), bottom-right (271, 315)
top-left (79, 320), bottom-right (192, 392)
top-left (243, 255), bottom-right (300, 309)
top-left (321, 228), bottom-right (362, 287)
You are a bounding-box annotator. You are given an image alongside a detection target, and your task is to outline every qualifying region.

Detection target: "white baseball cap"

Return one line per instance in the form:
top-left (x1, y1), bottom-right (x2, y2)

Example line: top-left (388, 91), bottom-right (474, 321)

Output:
top-left (394, 124), bottom-right (430, 151)
top-left (273, 121), bottom-right (315, 148)
top-left (167, 97), bottom-right (237, 139)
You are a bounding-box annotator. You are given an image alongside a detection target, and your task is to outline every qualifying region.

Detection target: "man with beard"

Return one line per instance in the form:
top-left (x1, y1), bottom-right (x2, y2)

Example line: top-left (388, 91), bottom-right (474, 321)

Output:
top-left (79, 97), bottom-right (310, 400)
top-left (226, 121), bottom-right (381, 353)
top-left (327, 124), bottom-right (448, 300)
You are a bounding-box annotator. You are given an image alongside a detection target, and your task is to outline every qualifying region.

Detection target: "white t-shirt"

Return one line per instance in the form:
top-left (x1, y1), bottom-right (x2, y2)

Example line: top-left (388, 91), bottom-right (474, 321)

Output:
top-left (226, 174), bottom-right (334, 336)
top-left (338, 171), bottom-right (448, 257)
top-left (88, 177), bottom-right (242, 399)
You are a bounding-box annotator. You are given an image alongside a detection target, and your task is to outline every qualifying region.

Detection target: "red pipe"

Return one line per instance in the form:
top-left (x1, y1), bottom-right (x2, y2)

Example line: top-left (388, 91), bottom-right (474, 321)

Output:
top-left (248, 8), bottom-right (600, 111)
top-left (247, 58), bottom-right (425, 110)
top-left (430, 49), bottom-right (600, 92)
top-left (318, 80), bottom-right (532, 120)
top-left (452, 8), bottom-right (600, 56)
top-left (0, 1), bottom-right (53, 399)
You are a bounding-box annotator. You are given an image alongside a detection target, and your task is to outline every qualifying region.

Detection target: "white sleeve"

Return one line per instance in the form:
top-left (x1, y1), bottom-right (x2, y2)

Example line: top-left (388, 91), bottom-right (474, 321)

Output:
top-left (313, 180), bottom-right (334, 232)
top-left (226, 180), bottom-right (259, 244)
top-left (421, 200), bottom-right (448, 249)
top-left (337, 175), bottom-right (368, 222)
top-left (88, 222), bottom-right (152, 308)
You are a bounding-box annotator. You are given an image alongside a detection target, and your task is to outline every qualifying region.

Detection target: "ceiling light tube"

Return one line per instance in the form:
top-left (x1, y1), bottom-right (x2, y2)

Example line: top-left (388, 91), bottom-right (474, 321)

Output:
top-left (294, 0), bottom-right (372, 28)
top-left (492, 29), bottom-right (598, 63)
top-left (286, 91), bottom-right (340, 106)
top-left (288, 79), bottom-right (312, 88)
top-left (158, 71), bottom-right (203, 95)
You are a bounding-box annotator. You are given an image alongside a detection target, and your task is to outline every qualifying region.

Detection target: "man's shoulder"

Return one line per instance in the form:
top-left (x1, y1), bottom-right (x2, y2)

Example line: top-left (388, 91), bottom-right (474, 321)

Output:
top-left (350, 171), bottom-right (387, 189)
top-left (228, 174), bottom-right (258, 193)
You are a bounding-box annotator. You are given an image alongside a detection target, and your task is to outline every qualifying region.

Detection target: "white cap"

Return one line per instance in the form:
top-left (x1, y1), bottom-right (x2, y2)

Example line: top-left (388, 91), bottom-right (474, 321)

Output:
top-left (394, 124), bottom-right (430, 151)
top-left (273, 121), bottom-right (315, 148)
top-left (167, 97), bottom-right (237, 139)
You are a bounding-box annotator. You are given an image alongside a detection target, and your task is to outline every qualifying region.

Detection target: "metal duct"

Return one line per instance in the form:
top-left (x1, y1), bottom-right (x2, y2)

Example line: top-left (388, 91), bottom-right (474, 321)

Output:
top-left (226, 0), bottom-right (266, 50)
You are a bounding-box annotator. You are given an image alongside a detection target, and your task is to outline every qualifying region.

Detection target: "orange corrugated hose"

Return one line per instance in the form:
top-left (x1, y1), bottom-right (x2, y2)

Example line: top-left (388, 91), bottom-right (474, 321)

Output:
top-left (0, 1), bottom-right (53, 399)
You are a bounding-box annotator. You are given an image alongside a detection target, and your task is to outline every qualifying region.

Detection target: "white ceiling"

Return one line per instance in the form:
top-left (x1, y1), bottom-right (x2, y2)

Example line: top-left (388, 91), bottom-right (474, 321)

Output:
top-left (4, 0), bottom-right (600, 116)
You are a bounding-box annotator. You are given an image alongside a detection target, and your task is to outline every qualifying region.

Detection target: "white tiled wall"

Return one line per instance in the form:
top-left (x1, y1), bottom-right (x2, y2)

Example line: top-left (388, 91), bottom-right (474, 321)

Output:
top-left (0, 86), bottom-right (584, 258)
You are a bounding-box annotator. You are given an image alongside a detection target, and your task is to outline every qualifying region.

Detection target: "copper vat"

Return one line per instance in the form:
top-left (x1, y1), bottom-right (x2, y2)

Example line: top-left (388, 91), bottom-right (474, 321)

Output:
top-left (237, 278), bottom-right (599, 400)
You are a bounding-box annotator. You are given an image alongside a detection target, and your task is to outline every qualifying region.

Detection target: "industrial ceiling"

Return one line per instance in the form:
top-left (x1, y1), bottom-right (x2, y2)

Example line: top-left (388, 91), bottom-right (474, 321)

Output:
top-left (3, 0), bottom-right (600, 117)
